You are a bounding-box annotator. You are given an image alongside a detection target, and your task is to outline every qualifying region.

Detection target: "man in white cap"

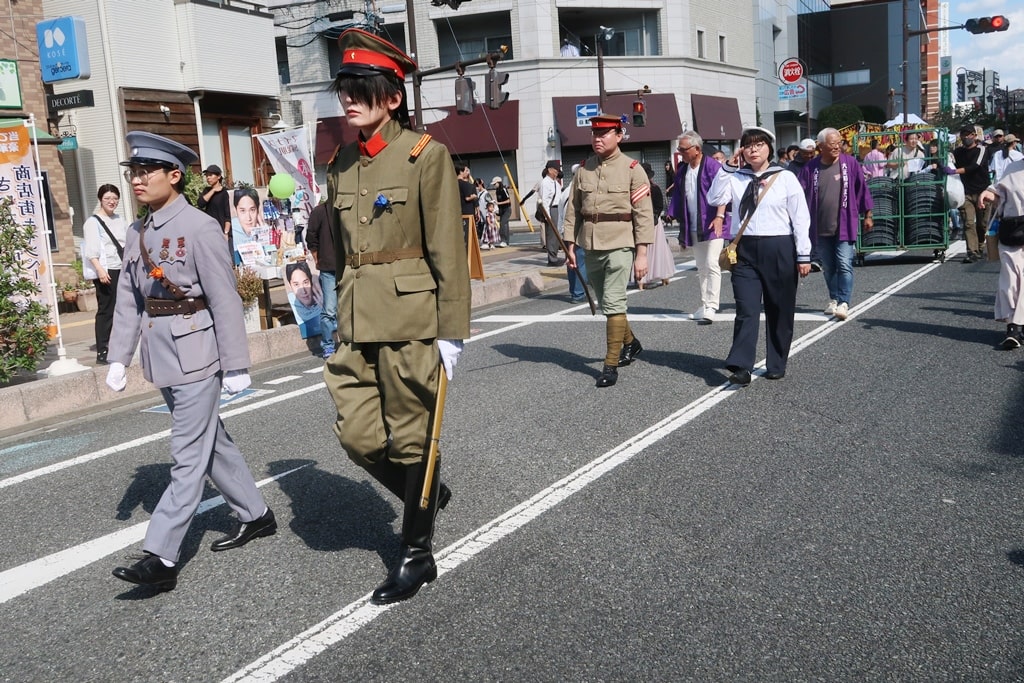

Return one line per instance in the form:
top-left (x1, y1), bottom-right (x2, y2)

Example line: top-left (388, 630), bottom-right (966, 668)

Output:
top-left (787, 138), bottom-right (817, 174)
top-left (490, 175), bottom-right (511, 246)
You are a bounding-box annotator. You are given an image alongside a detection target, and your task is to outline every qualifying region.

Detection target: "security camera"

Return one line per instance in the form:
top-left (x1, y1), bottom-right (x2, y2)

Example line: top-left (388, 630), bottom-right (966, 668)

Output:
top-left (159, 105), bottom-right (170, 115)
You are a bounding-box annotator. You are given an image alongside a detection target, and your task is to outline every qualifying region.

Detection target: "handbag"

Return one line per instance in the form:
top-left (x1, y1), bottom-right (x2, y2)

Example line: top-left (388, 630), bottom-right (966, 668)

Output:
top-left (718, 172), bottom-right (781, 271)
top-left (945, 174), bottom-right (965, 210)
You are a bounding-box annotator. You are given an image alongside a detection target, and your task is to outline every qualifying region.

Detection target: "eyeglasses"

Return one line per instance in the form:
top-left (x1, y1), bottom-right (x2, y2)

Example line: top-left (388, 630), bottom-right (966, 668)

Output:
top-left (743, 141), bottom-right (769, 151)
top-left (677, 145), bottom-right (694, 153)
top-left (123, 166), bottom-right (169, 184)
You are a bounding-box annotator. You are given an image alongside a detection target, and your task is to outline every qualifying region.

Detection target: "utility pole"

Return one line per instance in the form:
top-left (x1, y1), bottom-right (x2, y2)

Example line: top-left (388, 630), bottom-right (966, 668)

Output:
top-left (406, 0), bottom-right (423, 130)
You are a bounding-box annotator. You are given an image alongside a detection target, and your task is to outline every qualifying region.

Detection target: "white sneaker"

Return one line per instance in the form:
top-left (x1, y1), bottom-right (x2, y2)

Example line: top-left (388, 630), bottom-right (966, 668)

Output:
top-left (824, 299), bottom-right (838, 316)
top-left (480, 242), bottom-right (490, 251)
top-left (497, 241), bottom-right (508, 248)
top-left (834, 302), bottom-right (849, 320)
top-left (698, 308), bottom-right (716, 325)
top-left (691, 306), bottom-right (705, 321)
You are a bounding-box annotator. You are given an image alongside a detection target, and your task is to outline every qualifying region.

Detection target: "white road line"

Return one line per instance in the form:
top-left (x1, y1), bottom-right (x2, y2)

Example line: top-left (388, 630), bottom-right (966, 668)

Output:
top-left (264, 375), bottom-right (302, 385)
top-left (0, 465), bottom-right (309, 605)
top-left (222, 255), bottom-right (949, 682)
top-left (475, 312), bottom-right (830, 323)
top-left (303, 366), bottom-right (324, 374)
top-left (0, 383), bottom-right (326, 490)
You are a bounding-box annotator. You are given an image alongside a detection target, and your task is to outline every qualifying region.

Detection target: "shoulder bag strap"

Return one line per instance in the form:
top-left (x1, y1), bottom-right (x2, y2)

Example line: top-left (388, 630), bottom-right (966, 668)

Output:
top-left (726, 171), bottom-right (782, 247)
top-left (93, 216), bottom-right (124, 261)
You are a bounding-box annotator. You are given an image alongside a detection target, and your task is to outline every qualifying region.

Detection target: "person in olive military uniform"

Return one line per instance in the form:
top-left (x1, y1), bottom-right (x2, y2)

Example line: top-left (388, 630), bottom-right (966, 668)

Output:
top-left (106, 132), bottom-right (276, 592)
top-left (563, 114), bottom-right (655, 387)
top-left (324, 29), bottom-right (471, 605)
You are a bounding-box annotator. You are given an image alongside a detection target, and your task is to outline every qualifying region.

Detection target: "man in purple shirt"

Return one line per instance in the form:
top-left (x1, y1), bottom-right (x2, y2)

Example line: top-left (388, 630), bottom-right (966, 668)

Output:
top-left (798, 128), bottom-right (874, 320)
top-left (668, 131), bottom-right (731, 324)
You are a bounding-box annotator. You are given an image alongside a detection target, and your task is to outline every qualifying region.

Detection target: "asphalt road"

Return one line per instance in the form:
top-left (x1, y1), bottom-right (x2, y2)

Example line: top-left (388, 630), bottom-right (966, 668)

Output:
top-left (2, 243), bottom-right (1023, 682)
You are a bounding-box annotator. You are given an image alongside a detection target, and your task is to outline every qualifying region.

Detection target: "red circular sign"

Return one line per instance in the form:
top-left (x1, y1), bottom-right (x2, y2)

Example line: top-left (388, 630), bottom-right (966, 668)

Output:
top-left (779, 59), bottom-right (804, 84)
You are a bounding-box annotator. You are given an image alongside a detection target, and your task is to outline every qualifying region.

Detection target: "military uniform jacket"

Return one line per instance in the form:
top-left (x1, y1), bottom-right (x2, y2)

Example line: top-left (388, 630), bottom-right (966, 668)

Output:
top-left (109, 194), bottom-right (250, 388)
top-left (327, 119), bottom-right (471, 342)
top-left (562, 149), bottom-right (656, 251)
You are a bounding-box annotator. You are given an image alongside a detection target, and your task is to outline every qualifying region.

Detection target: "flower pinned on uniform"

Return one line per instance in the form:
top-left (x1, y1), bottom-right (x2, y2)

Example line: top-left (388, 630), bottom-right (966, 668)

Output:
top-left (374, 193), bottom-right (392, 213)
top-left (148, 266), bottom-right (164, 280)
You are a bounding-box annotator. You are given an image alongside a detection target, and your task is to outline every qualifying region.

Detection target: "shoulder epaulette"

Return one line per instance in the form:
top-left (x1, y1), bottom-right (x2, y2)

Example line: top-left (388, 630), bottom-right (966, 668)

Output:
top-left (409, 133), bottom-right (432, 160)
top-left (328, 144), bottom-right (342, 166)
top-left (629, 159), bottom-right (639, 168)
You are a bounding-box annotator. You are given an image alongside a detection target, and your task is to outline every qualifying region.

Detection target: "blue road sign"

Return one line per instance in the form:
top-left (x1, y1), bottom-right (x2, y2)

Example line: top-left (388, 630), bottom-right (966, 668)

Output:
top-left (575, 103), bottom-right (599, 127)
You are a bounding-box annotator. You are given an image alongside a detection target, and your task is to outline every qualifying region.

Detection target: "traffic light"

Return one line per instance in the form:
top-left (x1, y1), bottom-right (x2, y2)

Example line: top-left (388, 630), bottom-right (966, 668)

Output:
top-left (455, 76), bottom-right (475, 115)
top-left (631, 99), bottom-right (646, 127)
top-left (964, 15), bottom-right (1009, 34)
top-left (486, 69), bottom-right (509, 109)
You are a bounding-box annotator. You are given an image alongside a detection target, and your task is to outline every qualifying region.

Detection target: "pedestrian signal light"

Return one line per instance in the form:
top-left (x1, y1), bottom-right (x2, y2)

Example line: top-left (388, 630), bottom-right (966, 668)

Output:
top-left (632, 99), bottom-right (647, 127)
top-left (965, 15), bottom-right (1009, 34)
top-left (455, 76), bottom-right (475, 115)
top-left (486, 69), bottom-right (509, 109)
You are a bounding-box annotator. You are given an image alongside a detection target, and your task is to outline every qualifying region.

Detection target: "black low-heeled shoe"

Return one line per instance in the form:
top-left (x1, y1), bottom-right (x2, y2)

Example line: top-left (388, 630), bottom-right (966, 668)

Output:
top-left (596, 365), bottom-right (618, 387)
top-left (112, 554), bottom-right (178, 591)
top-left (210, 508), bottom-right (277, 552)
top-left (727, 368), bottom-right (752, 386)
top-left (618, 337), bottom-right (643, 366)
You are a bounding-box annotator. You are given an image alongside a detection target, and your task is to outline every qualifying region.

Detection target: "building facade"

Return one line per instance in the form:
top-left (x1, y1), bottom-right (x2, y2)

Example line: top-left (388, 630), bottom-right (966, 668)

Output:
top-left (1, 0), bottom-right (76, 280)
top-left (274, 0), bottom-right (764, 198)
top-left (40, 0), bottom-right (285, 237)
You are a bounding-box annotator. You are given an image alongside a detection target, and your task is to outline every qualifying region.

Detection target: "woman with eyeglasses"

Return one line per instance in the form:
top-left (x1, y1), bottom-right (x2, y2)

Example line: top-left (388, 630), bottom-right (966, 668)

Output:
top-left (81, 184), bottom-right (126, 365)
top-left (104, 131), bottom-right (275, 593)
top-left (707, 127), bottom-right (812, 386)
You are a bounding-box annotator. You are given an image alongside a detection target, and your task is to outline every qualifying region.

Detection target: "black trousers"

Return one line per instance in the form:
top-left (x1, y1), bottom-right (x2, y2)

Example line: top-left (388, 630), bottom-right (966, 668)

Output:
top-left (94, 270), bottom-right (120, 353)
top-left (725, 236), bottom-right (798, 375)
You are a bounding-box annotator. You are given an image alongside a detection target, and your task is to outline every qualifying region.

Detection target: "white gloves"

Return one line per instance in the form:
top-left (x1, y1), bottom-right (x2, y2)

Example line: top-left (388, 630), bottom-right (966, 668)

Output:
top-left (437, 339), bottom-right (464, 380)
top-left (105, 362), bottom-right (127, 392)
top-left (222, 370), bottom-right (251, 395)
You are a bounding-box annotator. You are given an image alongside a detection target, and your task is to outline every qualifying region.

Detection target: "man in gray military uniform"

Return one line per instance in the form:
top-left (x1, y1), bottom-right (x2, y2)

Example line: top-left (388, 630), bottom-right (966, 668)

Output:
top-left (106, 131), bottom-right (276, 592)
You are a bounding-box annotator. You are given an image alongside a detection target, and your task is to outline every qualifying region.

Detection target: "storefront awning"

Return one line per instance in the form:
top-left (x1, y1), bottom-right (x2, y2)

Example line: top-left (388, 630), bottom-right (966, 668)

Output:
top-left (314, 101), bottom-right (520, 163)
top-left (0, 118), bottom-right (60, 145)
top-left (691, 95), bottom-right (743, 141)
top-left (422, 100), bottom-right (519, 156)
top-left (314, 117), bottom-right (357, 166)
top-left (552, 94), bottom-right (682, 148)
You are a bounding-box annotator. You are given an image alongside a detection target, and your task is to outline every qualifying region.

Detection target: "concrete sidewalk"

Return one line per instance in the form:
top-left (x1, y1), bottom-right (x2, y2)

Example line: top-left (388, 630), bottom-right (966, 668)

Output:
top-left (0, 222), bottom-right (588, 434)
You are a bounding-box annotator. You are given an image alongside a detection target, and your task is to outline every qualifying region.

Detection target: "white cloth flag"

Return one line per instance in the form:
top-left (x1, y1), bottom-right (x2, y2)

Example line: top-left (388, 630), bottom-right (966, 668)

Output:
top-left (255, 128), bottom-right (320, 226)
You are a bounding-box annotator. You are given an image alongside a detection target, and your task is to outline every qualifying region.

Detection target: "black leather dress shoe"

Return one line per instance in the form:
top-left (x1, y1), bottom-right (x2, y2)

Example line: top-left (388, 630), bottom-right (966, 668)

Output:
top-left (618, 337), bottom-right (643, 366)
top-left (210, 508), bottom-right (277, 552)
top-left (727, 368), bottom-right (752, 386)
top-left (438, 484), bottom-right (452, 510)
top-left (596, 365), bottom-right (618, 387)
top-left (765, 370), bottom-right (786, 380)
top-left (112, 554), bottom-right (178, 591)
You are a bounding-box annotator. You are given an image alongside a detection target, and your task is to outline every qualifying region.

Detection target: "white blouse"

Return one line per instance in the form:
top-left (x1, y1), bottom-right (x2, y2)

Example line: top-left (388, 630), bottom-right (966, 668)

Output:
top-left (707, 166), bottom-right (811, 259)
top-left (82, 212), bottom-right (127, 272)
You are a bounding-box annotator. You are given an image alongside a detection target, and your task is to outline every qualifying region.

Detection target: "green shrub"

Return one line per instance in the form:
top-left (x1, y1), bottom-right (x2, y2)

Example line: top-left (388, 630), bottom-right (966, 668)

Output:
top-left (0, 197), bottom-right (52, 383)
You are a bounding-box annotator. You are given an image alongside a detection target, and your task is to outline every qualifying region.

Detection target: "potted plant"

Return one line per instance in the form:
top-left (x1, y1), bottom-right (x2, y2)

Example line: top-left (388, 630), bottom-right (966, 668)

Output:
top-left (76, 278), bottom-right (97, 312)
top-left (60, 281), bottom-right (78, 304)
top-left (235, 265), bottom-right (264, 333)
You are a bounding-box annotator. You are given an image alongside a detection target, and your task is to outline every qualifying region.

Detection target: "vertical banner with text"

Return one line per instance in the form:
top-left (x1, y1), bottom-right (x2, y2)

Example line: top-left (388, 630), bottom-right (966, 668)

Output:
top-left (255, 128), bottom-right (320, 227)
top-left (0, 119), bottom-right (55, 321)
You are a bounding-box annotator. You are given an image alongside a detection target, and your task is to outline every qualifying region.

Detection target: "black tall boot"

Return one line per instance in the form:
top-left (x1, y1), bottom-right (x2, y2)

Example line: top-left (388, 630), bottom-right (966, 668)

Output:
top-left (365, 457), bottom-right (451, 509)
top-left (371, 462), bottom-right (441, 605)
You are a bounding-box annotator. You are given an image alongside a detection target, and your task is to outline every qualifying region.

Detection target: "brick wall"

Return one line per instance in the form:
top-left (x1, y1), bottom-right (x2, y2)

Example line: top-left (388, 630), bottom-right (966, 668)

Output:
top-left (2, 0), bottom-right (77, 284)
